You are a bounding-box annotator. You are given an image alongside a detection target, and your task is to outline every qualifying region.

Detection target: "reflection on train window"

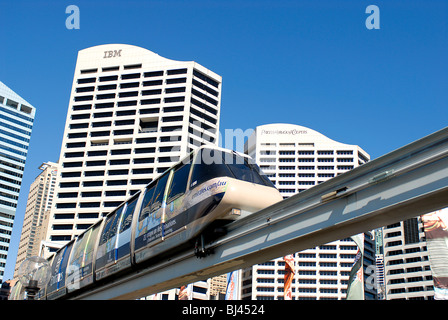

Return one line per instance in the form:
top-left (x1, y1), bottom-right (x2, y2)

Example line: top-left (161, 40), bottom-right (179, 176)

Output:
top-left (167, 163), bottom-right (191, 203)
top-left (139, 186), bottom-right (156, 222)
top-left (99, 206), bottom-right (124, 246)
top-left (226, 154), bottom-right (274, 187)
top-left (150, 172), bottom-right (169, 212)
top-left (120, 196), bottom-right (138, 233)
top-left (190, 149), bottom-right (233, 187)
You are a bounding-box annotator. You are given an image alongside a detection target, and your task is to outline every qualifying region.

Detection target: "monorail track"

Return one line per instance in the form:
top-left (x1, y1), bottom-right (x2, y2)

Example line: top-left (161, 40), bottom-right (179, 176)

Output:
top-left (73, 127), bottom-right (448, 300)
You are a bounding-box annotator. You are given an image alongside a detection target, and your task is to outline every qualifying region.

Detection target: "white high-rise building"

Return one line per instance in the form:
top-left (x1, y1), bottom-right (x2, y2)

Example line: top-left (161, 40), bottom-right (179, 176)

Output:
top-left (46, 44), bottom-right (221, 252)
top-left (13, 161), bottom-right (58, 278)
top-left (382, 218), bottom-right (435, 300)
top-left (0, 81), bottom-right (36, 282)
top-left (243, 123), bottom-right (376, 300)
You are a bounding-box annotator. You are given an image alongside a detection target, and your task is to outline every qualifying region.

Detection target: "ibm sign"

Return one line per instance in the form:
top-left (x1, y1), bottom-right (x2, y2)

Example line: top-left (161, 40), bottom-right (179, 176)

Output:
top-left (103, 50), bottom-right (122, 59)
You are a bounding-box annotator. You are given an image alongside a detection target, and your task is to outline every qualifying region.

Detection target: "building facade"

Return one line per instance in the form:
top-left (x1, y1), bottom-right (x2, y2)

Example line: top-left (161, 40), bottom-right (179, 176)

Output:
top-left (0, 81), bottom-right (36, 282)
top-left (45, 44), bottom-right (222, 252)
top-left (243, 123), bottom-right (376, 300)
top-left (383, 218), bottom-right (435, 300)
top-left (13, 161), bottom-right (58, 278)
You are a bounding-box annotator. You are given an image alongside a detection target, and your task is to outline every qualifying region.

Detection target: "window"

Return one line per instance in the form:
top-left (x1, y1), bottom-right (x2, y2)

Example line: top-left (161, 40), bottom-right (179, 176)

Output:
top-left (189, 150), bottom-right (233, 187)
top-left (167, 163), bottom-right (191, 203)
top-left (139, 117), bottom-right (158, 133)
top-left (166, 77), bottom-right (186, 85)
top-left (150, 173), bottom-right (170, 212)
top-left (119, 196), bottom-right (139, 233)
top-left (96, 206), bottom-right (124, 267)
top-left (193, 69), bottom-right (219, 88)
top-left (121, 73), bottom-right (141, 80)
top-left (98, 84), bottom-right (117, 91)
top-left (99, 75), bottom-right (118, 82)
top-left (403, 218), bottom-right (420, 244)
top-left (167, 68), bottom-right (187, 75)
top-left (78, 77), bottom-right (96, 84)
top-left (144, 71), bottom-right (163, 77)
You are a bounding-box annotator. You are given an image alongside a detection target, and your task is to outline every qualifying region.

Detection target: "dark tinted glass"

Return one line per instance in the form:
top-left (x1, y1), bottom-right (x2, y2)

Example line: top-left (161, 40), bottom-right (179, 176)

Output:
top-left (119, 196), bottom-right (138, 233)
top-left (151, 173), bottom-right (170, 212)
top-left (167, 164), bottom-right (191, 202)
top-left (190, 149), bottom-right (233, 187)
top-left (139, 186), bottom-right (156, 222)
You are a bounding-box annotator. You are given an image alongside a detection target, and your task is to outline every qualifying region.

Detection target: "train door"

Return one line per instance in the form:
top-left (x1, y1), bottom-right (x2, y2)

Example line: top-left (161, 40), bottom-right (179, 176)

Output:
top-left (114, 194), bottom-right (140, 268)
top-left (133, 171), bottom-right (170, 263)
top-left (163, 162), bottom-right (191, 237)
top-left (66, 221), bottom-right (102, 292)
top-left (95, 206), bottom-right (123, 280)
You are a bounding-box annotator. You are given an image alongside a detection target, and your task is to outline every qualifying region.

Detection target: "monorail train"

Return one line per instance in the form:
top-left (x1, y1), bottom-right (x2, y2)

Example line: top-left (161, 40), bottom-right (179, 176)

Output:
top-left (11, 146), bottom-right (282, 300)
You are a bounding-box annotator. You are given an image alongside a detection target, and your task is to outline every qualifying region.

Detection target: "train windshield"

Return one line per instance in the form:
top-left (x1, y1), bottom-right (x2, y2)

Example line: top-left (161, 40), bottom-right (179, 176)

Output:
top-left (191, 148), bottom-right (275, 188)
top-left (226, 153), bottom-right (275, 187)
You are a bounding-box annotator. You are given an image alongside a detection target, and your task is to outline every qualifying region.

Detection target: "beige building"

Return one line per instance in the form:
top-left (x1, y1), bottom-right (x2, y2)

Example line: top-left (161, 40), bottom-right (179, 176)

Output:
top-left (383, 218), bottom-right (435, 300)
top-left (13, 162), bottom-right (57, 278)
top-left (243, 123), bottom-right (376, 300)
top-left (45, 44), bottom-right (222, 254)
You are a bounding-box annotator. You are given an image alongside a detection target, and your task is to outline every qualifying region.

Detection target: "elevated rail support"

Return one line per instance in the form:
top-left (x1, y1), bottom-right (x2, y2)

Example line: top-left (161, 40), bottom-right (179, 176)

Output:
top-left (74, 127), bottom-right (448, 300)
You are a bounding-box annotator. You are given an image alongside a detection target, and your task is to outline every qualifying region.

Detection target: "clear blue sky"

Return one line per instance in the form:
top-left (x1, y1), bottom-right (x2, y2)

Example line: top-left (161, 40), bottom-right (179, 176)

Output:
top-left (1, 0), bottom-right (447, 280)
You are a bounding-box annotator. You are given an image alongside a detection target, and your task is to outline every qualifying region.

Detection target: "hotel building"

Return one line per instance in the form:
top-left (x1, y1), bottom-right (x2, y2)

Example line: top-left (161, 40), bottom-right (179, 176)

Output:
top-left (382, 218), bottom-right (435, 300)
top-left (0, 81), bottom-right (36, 281)
top-left (13, 161), bottom-right (58, 278)
top-left (243, 123), bottom-right (376, 300)
top-left (45, 44), bottom-right (222, 251)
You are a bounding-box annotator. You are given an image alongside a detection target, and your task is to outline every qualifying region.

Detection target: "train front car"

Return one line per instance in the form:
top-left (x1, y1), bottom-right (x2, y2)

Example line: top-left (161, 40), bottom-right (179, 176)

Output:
top-left (183, 147), bottom-right (283, 255)
top-left (133, 146), bottom-right (282, 263)
top-left (188, 147), bottom-right (283, 222)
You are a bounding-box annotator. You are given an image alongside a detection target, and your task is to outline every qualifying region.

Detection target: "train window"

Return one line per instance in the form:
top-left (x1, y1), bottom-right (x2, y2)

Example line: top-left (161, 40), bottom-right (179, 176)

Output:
top-left (67, 223), bottom-right (101, 290)
top-left (47, 242), bottom-right (74, 299)
top-left (98, 206), bottom-right (124, 248)
top-left (150, 172), bottom-right (170, 212)
top-left (120, 196), bottom-right (138, 233)
top-left (139, 186), bottom-right (156, 222)
top-left (167, 163), bottom-right (191, 203)
top-left (226, 153), bottom-right (276, 187)
top-left (190, 149), bottom-right (233, 187)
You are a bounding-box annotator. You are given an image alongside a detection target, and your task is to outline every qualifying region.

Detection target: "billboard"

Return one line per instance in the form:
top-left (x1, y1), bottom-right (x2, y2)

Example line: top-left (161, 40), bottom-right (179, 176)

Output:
top-left (421, 208), bottom-right (448, 300)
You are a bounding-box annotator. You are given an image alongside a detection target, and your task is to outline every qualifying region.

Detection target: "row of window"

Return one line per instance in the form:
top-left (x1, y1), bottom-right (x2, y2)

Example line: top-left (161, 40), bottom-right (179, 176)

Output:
top-left (261, 165), bottom-right (355, 171)
top-left (257, 278), bottom-right (341, 285)
top-left (75, 85), bottom-right (185, 98)
top-left (260, 149), bottom-right (354, 155)
top-left (58, 177), bottom-right (156, 189)
top-left (257, 269), bottom-right (352, 277)
top-left (79, 67), bottom-right (186, 79)
top-left (0, 111), bottom-right (33, 130)
top-left (0, 105), bottom-right (34, 123)
top-left (72, 103), bottom-right (184, 114)
top-left (260, 158), bottom-right (354, 163)
top-left (256, 287), bottom-right (340, 294)
top-left (63, 150), bottom-right (179, 164)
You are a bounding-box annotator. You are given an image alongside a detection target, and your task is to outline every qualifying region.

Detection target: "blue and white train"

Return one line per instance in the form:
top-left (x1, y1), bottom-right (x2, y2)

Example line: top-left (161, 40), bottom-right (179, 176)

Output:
top-left (11, 146), bottom-right (283, 300)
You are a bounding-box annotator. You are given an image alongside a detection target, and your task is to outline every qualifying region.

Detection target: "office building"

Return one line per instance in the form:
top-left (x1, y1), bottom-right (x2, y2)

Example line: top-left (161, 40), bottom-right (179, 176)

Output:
top-left (0, 81), bottom-right (36, 282)
top-left (45, 44), bottom-right (222, 251)
top-left (383, 218), bottom-right (434, 300)
top-left (242, 123), bottom-right (376, 300)
top-left (13, 161), bottom-right (58, 278)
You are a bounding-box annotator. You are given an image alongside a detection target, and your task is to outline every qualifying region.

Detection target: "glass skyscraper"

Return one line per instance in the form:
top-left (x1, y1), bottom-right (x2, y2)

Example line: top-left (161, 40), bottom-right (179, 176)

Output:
top-left (0, 81), bottom-right (36, 282)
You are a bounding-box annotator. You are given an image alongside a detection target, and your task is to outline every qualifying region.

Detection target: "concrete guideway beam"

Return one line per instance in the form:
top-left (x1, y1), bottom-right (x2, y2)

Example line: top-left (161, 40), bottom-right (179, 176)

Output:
top-left (74, 127), bottom-right (448, 300)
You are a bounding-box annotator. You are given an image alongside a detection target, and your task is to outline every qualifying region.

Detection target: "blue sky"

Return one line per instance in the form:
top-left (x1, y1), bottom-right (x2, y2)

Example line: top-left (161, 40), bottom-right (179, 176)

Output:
top-left (1, 0), bottom-right (447, 280)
